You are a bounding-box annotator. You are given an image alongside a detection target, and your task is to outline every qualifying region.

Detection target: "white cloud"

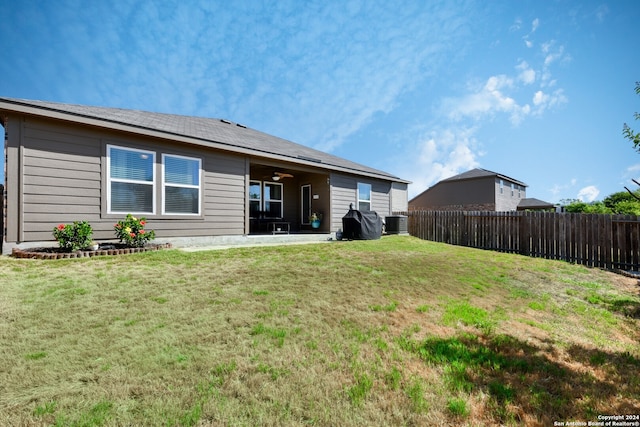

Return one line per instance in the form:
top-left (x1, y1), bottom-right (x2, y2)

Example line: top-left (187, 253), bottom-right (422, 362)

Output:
top-left (549, 184), bottom-right (563, 198)
top-left (444, 75), bottom-right (531, 125)
top-left (531, 18), bottom-right (539, 32)
top-left (625, 163), bottom-right (640, 175)
top-left (413, 19), bottom-right (570, 201)
top-left (622, 164), bottom-right (640, 187)
top-left (541, 41), bottom-right (568, 69)
top-left (577, 186), bottom-right (600, 202)
top-left (405, 126), bottom-right (481, 198)
top-left (595, 4), bottom-right (609, 22)
top-left (532, 90), bottom-right (547, 106)
top-left (516, 61), bottom-right (536, 84)
top-left (522, 18), bottom-right (539, 48)
top-left (510, 18), bottom-right (522, 32)
top-left (5, 1), bottom-right (477, 156)
top-left (549, 178), bottom-right (578, 202)
top-left (442, 33), bottom-right (569, 128)
top-left (532, 89), bottom-right (567, 114)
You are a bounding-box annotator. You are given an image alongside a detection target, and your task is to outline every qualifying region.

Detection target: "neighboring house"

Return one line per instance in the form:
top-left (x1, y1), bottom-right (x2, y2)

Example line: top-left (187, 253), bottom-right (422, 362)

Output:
top-left (0, 97), bottom-right (409, 254)
top-left (409, 168), bottom-right (548, 212)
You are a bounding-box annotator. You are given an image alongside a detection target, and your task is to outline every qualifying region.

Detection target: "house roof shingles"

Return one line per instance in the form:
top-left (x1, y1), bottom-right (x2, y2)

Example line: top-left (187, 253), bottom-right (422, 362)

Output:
top-left (0, 97), bottom-right (408, 183)
top-left (441, 168), bottom-right (527, 187)
top-left (517, 197), bottom-right (555, 210)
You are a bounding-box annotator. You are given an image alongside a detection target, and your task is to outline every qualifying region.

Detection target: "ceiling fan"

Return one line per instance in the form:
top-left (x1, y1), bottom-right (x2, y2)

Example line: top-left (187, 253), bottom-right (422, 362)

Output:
top-left (270, 171), bottom-right (294, 181)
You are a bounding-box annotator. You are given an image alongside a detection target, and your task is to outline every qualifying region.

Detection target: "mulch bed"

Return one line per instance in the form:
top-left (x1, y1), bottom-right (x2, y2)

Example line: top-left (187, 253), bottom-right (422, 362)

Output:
top-left (11, 243), bottom-right (172, 259)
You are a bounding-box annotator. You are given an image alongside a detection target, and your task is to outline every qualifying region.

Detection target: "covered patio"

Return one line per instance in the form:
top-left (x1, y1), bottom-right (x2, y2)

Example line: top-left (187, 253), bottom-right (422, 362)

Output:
top-left (248, 163), bottom-right (330, 235)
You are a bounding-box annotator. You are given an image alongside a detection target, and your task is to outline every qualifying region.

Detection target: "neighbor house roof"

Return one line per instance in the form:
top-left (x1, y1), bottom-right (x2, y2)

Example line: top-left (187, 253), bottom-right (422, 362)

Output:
top-left (441, 168), bottom-right (527, 187)
top-left (517, 198), bottom-right (555, 210)
top-left (0, 97), bottom-right (409, 183)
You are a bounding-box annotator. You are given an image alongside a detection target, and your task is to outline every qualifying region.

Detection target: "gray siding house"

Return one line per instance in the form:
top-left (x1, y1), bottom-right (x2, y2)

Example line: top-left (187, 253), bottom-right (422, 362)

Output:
top-left (1, 98), bottom-right (409, 254)
top-left (409, 168), bottom-right (534, 212)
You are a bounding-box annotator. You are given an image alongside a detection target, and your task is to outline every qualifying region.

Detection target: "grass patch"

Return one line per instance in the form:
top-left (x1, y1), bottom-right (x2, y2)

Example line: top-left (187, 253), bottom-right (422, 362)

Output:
top-left (250, 322), bottom-right (289, 347)
top-left (415, 304), bottom-right (430, 313)
top-left (370, 300), bottom-right (398, 312)
top-left (405, 376), bottom-right (429, 413)
top-left (33, 401), bottom-right (56, 416)
top-left (528, 300), bottom-right (546, 311)
top-left (447, 397), bottom-right (470, 417)
top-left (24, 351), bottom-right (47, 360)
top-left (1, 235), bottom-right (638, 425)
top-left (347, 373), bottom-right (373, 406)
top-left (384, 366), bottom-right (402, 390)
top-left (442, 300), bottom-right (497, 334)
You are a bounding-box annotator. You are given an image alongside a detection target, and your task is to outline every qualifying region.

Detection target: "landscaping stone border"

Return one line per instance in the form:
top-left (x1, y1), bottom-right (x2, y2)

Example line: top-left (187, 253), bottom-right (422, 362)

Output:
top-left (11, 243), bottom-right (172, 259)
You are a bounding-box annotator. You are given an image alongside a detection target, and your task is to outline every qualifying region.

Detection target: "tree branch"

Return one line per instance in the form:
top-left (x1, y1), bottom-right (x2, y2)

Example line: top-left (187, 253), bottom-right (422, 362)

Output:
top-left (625, 179), bottom-right (640, 201)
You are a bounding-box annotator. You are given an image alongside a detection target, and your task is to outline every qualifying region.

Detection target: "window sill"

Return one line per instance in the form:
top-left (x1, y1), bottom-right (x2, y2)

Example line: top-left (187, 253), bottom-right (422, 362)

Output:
top-left (103, 213), bottom-right (205, 221)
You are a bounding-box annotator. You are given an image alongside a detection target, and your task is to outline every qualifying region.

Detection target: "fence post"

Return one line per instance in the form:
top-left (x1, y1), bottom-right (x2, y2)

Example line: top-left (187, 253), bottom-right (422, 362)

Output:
top-left (519, 211), bottom-right (529, 256)
top-left (461, 211), bottom-right (468, 246)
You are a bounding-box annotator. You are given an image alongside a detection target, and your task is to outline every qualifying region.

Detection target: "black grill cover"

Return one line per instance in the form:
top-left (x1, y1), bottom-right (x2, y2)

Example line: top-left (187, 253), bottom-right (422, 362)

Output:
top-left (342, 208), bottom-right (383, 240)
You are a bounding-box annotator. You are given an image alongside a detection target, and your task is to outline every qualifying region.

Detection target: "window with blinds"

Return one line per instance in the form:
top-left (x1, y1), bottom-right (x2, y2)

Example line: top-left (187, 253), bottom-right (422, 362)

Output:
top-left (163, 154), bottom-right (201, 215)
top-left (107, 145), bottom-right (155, 214)
top-left (107, 145), bottom-right (203, 216)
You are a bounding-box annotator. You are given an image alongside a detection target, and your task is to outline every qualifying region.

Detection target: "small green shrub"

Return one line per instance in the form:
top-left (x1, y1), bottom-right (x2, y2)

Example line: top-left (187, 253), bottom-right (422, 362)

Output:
top-left (114, 214), bottom-right (155, 247)
top-left (53, 221), bottom-right (93, 252)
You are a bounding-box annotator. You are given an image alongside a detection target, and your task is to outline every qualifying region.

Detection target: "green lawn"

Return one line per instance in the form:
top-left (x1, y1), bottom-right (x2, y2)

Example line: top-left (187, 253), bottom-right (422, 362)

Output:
top-left (1, 235), bottom-right (638, 426)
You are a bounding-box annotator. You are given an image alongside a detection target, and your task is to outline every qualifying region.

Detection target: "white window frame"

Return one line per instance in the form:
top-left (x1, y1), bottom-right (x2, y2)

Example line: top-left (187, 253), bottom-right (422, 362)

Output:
top-left (357, 182), bottom-right (372, 211)
top-left (248, 181), bottom-right (284, 218)
top-left (263, 181), bottom-right (284, 218)
top-left (107, 144), bottom-right (156, 215)
top-left (249, 180), bottom-right (262, 218)
top-left (161, 153), bottom-right (202, 216)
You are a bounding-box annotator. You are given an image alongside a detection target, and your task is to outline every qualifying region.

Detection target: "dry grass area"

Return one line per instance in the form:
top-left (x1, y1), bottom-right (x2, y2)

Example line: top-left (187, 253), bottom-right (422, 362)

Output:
top-left (0, 235), bottom-right (638, 426)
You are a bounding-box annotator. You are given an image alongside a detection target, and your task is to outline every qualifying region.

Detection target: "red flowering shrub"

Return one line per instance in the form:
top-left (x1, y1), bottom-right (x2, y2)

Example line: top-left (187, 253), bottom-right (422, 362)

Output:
top-left (52, 221), bottom-right (93, 252)
top-left (114, 214), bottom-right (156, 247)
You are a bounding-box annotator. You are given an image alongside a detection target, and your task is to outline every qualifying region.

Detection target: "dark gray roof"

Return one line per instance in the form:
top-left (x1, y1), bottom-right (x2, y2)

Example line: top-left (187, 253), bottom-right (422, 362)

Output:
top-left (0, 97), bottom-right (408, 183)
top-left (517, 197), bottom-right (554, 209)
top-left (442, 168), bottom-right (527, 187)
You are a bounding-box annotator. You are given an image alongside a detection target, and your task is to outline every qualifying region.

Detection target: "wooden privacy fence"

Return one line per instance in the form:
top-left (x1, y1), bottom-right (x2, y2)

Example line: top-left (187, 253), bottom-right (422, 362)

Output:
top-left (400, 211), bottom-right (640, 272)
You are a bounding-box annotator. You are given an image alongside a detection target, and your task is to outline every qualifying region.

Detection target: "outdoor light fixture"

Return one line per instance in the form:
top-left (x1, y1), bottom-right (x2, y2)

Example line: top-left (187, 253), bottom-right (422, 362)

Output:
top-left (272, 175), bottom-right (281, 181)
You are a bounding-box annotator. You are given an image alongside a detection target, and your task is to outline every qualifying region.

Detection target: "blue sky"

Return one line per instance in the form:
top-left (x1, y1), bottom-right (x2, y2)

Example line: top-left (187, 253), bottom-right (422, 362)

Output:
top-left (1, 0), bottom-right (639, 203)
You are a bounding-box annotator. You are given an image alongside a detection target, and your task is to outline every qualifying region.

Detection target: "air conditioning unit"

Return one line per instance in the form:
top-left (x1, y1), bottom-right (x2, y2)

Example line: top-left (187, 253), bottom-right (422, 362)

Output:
top-left (385, 215), bottom-right (408, 235)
